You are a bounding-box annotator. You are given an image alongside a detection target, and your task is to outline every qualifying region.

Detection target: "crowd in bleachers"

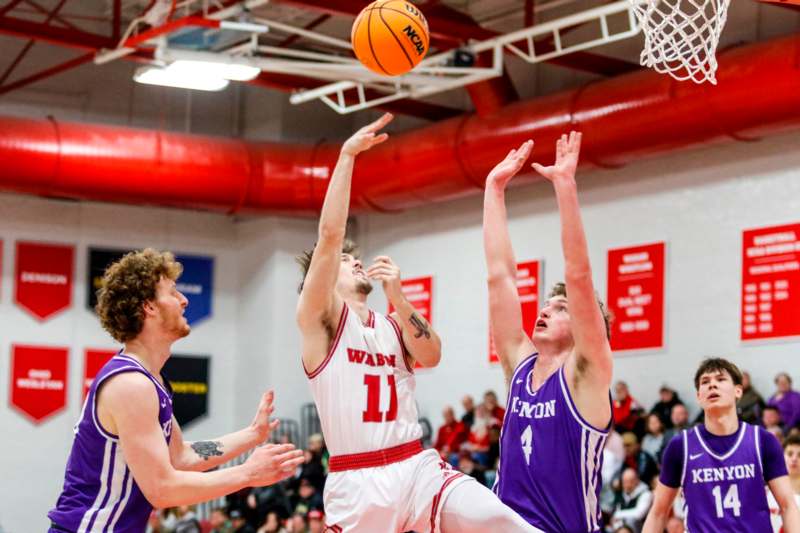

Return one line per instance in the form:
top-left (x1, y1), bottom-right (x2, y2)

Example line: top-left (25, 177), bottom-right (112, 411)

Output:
top-left (432, 371), bottom-right (800, 533)
top-left (140, 370), bottom-right (800, 533)
top-left (145, 434), bottom-right (328, 533)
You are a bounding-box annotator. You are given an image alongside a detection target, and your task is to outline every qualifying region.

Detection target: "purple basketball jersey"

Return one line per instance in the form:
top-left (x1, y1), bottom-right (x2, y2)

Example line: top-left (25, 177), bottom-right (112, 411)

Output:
top-left (48, 353), bottom-right (173, 533)
top-left (680, 423), bottom-right (772, 532)
top-left (493, 354), bottom-right (610, 532)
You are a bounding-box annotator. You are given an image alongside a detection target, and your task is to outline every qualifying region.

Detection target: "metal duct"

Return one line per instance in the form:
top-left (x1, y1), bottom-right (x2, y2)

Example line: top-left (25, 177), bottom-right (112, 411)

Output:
top-left (0, 34), bottom-right (798, 215)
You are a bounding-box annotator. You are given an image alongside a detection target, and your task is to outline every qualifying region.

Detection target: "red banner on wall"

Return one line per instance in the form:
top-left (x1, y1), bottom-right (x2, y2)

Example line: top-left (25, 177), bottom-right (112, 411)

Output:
top-left (741, 222), bottom-right (800, 341)
top-left (15, 241), bottom-right (74, 321)
top-left (607, 242), bottom-right (665, 352)
top-left (489, 260), bottom-right (542, 364)
top-left (388, 276), bottom-right (433, 323)
top-left (10, 345), bottom-right (69, 424)
top-left (388, 276), bottom-right (433, 369)
top-left (83, 349), bottom-right (117, 400)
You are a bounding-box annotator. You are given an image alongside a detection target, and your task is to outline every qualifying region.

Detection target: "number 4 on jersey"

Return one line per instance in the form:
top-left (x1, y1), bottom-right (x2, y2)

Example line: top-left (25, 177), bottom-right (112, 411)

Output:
top-left (363, 374), bottom-right (398, 422)
top-left (521, 425), bottom-right (533, 465)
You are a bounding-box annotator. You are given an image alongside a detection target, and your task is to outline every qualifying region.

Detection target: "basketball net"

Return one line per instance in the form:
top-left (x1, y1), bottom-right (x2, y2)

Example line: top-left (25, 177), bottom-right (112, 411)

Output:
top-left (631, 0), bottom-right (731, 84)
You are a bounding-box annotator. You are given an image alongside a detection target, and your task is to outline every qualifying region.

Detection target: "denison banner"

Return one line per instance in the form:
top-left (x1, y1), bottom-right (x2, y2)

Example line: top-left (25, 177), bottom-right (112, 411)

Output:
top-left (10, 344), bottom-right (69, 424)
top-left (175, 254), bottom-right (214, 326)
top-left (489, 260), bottom-right (541, 364)
top-left (83, 349), bottom-right (117, 400)
top-left (607, 242), bottom-right (666, 352)
top-left (741, 222), bottom-right (800, 341)
top-left (162, 355), bottom-right (210, 428)
top-left (15, 241), bottom-right (75, 321)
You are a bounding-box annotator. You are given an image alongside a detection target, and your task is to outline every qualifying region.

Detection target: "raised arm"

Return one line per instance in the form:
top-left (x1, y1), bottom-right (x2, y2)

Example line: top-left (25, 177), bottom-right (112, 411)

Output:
top-left (532, 132), bottom-right (612, 425)
top-left (169, 390), bottom-right (279, 472)
top-left (641, 482), bottom-right (679, 533)
top-left (367, 255), bottom-right (442, 368)
top-left (100, 374), bottom-right (304, 508)
top-left (296, 113), bottom-right (393, 372)
top-left (768, 475), bottom-right (800, 533)
top-left (483, 140), bottom-right (537, 383)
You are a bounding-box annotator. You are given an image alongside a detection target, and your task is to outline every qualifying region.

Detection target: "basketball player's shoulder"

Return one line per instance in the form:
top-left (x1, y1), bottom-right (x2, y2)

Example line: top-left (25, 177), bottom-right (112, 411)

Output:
top-left (662, 430), bottom-right (686, 463)
top-left (99, 370), bottom-right (158, 406)
top-left (512, 351), bottom-right (537, 375)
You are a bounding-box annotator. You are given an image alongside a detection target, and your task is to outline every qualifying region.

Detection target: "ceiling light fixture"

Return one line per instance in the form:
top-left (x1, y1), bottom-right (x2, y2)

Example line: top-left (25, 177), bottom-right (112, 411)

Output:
top-left (133, 65), bottom-right (230, 91)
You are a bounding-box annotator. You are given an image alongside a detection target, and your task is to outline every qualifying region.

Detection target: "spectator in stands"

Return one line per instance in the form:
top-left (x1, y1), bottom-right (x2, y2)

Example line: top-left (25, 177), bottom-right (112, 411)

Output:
top-left (247, 480), bottom-right (292, 524)
top-left (618, 432), bottom-right (659, 488)
top-left (434, 405), bottom-right (467, 463)
top-left (464, 403), bottom-right (492, 466)
top-left (739, 371), bottom-right (766, 424)
top-left (294, 434), bottom-right (327, 494)
top-left (769, 372), bottom-right (800, 431)
top-left (763, 405), bottom-right (784, 439)
top-left (230, 509), bottom-right (257, 533)
top-left (650, 386), bottom-right (683, 429)
top-left (665, 516), bottom-right (685, 533)
top-left (663, 404), bottom-right (690, 443)
top-left (768, 434), bottom-right (800, 533)
top-left (145, 510), bottom-right (163, 533)
top-left (614, 381), bottom-right (644, 435)
top-left (173, 505), bottom-right (201, 533)
top-left (257, 511), bottom-right (287, 533)
top-left (461, 395), bottom-right (475, 429)
top-left (601, 431), bottom-right (626, 523)
top-left (457, 450), bottom-right (488, 486)
top-left (286, 512), bottom-right (307, 533)
top-left (209, 507), bottom-right (233, 533)
top-left (487, 424), bottom-right (502, 470)
top-left (641, 413), bottom-right (667, 462)
top-left (610, 468), bottom-right (653, 533)
top-left (307, 510), bottom-right (324, 533)
top-left (291, 479), bottom-right (323, 517)
top-left (483, 390), bottom-right (506, 424)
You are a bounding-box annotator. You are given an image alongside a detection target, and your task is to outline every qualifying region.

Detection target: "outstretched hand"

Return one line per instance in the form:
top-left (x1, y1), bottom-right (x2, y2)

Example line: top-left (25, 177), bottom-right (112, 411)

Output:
top-left (341, 113), bottom-right (393, 156)
top-left (249, 390), bottom-right (279, 442)
top-left (531, 131), bottom-right (582, 185)
top-left (486, 139), bottom-right (534, 189)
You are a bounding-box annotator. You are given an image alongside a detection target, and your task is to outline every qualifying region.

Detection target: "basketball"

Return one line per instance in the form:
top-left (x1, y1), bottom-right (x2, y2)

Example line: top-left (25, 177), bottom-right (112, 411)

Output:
top-left (351, 0), bottom-right (430, 77)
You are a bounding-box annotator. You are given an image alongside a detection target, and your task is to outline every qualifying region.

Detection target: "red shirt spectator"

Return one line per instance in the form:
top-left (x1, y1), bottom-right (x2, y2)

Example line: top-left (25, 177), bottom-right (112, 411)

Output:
top-left (613, 381), bottom-right (643, 433)
top-left (483, 390), bottom-right (505, 426)
top-left (434, 406), bottom-right (467, 457)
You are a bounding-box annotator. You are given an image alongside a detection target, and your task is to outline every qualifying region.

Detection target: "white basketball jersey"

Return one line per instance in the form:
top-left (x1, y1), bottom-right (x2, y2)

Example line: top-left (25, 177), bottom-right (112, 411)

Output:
top-left (306, 304), bottom-right (423, 456)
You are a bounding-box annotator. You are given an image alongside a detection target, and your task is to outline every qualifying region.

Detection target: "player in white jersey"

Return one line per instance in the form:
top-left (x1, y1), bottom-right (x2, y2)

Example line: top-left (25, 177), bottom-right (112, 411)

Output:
top-left (295, 113), bottom-right (540, 533)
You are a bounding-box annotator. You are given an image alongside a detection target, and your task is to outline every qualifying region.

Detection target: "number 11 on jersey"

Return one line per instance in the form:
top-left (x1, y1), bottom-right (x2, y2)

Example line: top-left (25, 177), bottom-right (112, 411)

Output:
top-left (363, 374), bottom-right (398, 422)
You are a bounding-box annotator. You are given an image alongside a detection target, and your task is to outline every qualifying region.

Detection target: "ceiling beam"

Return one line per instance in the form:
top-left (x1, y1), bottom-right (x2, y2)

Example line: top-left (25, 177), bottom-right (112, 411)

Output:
top-left (22, 0), bottom-right (80, 32)
top-left (251, 72), bottom-right (462, 121)
top-left (0, 51), bottom-right (94, 95)
top-left (0, 0), bottom-right (25, 18)
top-left (0, 14), bottom-right (114, 50)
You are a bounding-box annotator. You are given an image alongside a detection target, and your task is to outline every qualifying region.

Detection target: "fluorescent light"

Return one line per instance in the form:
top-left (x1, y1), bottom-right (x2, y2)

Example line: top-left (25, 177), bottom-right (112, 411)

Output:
top-left (219, 20), bottom-right (269, 34)
top-left (134, 65), bottom-right (229, 91)
top-left (167, 59), bottom-right (261, 81)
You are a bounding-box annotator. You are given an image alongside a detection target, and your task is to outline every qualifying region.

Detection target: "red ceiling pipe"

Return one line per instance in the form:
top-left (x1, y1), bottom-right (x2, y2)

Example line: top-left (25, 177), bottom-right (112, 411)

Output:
top-left (0, 35), bottom-right (798, 215)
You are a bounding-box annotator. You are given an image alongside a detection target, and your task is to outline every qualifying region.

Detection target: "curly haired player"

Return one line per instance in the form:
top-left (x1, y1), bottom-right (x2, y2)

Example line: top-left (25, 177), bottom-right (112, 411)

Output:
top-left (49, 249), bottom-right (303, 533)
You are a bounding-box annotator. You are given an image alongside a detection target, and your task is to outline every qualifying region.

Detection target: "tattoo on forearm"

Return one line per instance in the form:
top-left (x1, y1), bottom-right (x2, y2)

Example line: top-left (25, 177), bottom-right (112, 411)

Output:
top-left (191, 441), bottom-right (224, 461)
top-left (409, 312), bottom-right (431, 339)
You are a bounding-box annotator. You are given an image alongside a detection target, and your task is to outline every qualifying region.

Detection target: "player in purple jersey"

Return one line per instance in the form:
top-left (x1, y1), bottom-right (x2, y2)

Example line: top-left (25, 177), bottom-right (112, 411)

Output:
top-left (49, 249), bottom-right (304, 533)
top-left (482, 132), bottom-right (613, 532)
top-left (643, 358), bottom-right (800, 533)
